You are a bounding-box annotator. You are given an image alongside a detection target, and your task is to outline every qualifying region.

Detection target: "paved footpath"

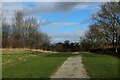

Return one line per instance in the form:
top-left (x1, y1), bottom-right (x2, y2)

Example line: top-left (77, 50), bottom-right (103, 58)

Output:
top-left (51, 54), bottom-right (90, 79)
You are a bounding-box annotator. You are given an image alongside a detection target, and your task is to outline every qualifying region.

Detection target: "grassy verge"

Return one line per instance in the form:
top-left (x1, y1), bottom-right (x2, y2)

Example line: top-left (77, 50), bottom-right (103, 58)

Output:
top-left (80, 52), bottom-right (119, 79)
top-left (2, 49), bottom-right (72, 78)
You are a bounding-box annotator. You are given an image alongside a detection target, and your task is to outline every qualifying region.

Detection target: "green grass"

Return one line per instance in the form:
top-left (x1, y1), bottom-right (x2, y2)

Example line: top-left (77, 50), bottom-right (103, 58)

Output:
top-left (3, 50), bottom-right (119, 79)
top-left (2, 49), bottom-right (73, 78)
top-left (80, 52), bottom-right (119, 79)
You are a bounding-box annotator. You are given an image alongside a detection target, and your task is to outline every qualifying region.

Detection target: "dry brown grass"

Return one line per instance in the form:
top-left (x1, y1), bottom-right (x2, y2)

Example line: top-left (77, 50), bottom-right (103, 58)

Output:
top-left (1, 48), bottom-right (58, 54)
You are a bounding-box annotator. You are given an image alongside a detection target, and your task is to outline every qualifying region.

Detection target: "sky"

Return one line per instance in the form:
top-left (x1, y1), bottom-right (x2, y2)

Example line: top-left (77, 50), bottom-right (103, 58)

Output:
top-left (2, 2), bottom-right (101, 43)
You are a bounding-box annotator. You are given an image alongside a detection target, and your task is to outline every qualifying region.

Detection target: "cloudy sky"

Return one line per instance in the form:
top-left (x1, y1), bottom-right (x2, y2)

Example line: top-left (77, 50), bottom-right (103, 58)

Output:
top-left (2, 2), bottom-right (101, 43)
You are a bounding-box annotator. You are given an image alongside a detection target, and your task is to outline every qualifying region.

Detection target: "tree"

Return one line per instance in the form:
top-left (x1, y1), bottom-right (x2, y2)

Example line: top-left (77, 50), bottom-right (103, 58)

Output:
top-left (24, 17), bottom-right (40, 48)
top-left (40, 33), bottom-right (50, 50)
top-left (11, 11), bottom-right (25, 47)
top-left (64, 40), bottom-right (70, 52)
top-left (54, 42), bottom-right (64, 52)
top-left (80, 36), bottom-right (91, 51)
top-left (2, 18), bottom-right (11, 47)
top-left (92, 2), bottom-right (120, 52)
top-left (2, 11), bottom-right (50, 49)
top-left (80, 2), bottom-right (120, 53)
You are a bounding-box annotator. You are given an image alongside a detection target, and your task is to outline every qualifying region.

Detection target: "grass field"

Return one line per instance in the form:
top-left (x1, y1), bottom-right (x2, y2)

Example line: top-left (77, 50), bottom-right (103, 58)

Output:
top-left (2, 49), bottom-right (119, 79)
top-left (80, 52), bottom-right (119, 79)
top-left (2, 49), bottom-right (73, 78)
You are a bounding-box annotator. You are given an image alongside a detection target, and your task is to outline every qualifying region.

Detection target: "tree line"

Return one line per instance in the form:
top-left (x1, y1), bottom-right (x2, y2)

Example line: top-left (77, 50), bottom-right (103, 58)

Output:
top-left (2, 11), bottom-right (50, 49)
top-left (80, 2), bottom-right (120, 54)
top-left (50, 40), bottom-right (80, 52)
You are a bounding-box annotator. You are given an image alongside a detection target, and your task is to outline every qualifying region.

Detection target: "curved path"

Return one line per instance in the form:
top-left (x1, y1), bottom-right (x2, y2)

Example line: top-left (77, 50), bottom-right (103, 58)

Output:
top-left (51, 54), bottom-right (90, 79)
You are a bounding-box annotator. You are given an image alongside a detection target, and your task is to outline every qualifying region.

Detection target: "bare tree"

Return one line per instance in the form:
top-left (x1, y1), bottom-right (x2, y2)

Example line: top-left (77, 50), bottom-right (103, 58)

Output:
top-left (2, 11), bottom-right (50, 49)
top-left (11, 11), bottom-right (25, 47)
top-left (92, 2), bottom-right (120, 52)
top-left (2, 18), bottom-right (11, 48)
top-left (80, 2), bottom-right (120, 54)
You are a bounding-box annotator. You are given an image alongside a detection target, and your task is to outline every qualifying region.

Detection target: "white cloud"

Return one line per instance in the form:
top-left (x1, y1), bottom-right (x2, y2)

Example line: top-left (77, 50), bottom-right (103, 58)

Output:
top-left (2, 2), bottom-right (91, 23)
top-left (23, 2), bottom-right (90, 15)
top-left (39, 19), bottom-right (81, 27)
top-left (2, 2), bottom-right (100, 24)
top-left (39, 19), bottom-right (51, 25)
top-left (2, 2), bottom-right (94, 43)
top-left (51, 22), bottom-right (81, 27)
top-left (2, 2), bottom-right (31, 23)
top-left (50, 26), bottom-right (89, 42)
top-left (75, 4), bottom-right (88, 9)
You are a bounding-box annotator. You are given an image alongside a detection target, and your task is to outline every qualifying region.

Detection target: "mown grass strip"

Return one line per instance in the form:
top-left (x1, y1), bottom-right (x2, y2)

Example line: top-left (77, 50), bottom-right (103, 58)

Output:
top-left (2, 50), bottom-right (72, 78)
top-left (80, 52), bottom-right (119, 79)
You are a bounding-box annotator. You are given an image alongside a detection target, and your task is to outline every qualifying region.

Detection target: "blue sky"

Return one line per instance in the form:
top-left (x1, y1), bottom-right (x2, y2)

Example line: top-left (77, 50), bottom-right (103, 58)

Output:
top-left (3, 2), bottom-right (101, 43)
